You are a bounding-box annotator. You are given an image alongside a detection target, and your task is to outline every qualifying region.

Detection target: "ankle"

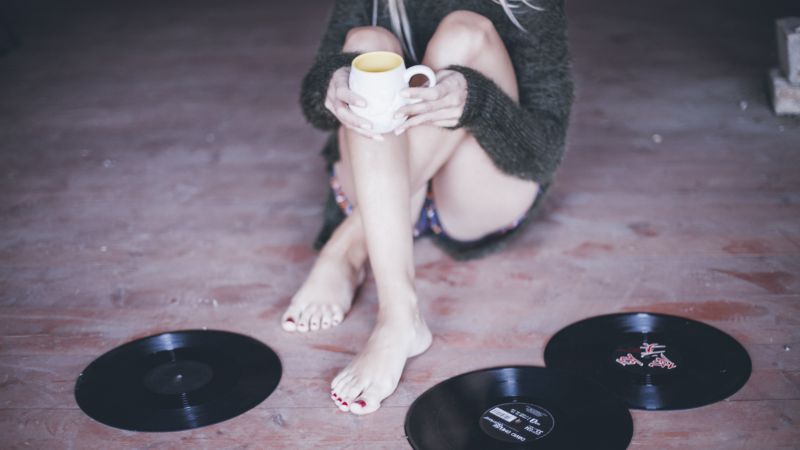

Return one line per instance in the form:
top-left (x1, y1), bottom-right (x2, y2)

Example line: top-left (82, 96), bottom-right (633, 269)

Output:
top-left (318, 245), bottom-right (359, 269)
top-left (343, 245), bottom-right (368, 272)
top-left (376, 294), bottom-right (423, 323)
top-left (319, 235), bottom-right (366, 272)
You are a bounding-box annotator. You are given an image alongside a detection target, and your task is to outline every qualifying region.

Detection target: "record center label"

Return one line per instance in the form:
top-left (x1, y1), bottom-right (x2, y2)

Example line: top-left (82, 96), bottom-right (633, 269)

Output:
top-left (143, 360), bottom-right (214, 395)
top-left (479, 402), bottom-right (554, 443)
top-left (612, 342), bottom-right (680, 374)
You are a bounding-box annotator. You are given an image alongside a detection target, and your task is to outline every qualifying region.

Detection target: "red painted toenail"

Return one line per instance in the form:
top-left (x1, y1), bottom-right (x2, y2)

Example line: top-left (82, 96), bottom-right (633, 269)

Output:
top-left (286, 317), bottom-right (294, 323)
top-left (356, 400), bottom-right (366, 407)
top-left (342, 402), bottom-right (348, 406)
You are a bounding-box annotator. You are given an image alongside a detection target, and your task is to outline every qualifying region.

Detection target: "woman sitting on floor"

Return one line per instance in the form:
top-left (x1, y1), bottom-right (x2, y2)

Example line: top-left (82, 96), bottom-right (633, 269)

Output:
top-left (283, 0), bottom-right (574, 415)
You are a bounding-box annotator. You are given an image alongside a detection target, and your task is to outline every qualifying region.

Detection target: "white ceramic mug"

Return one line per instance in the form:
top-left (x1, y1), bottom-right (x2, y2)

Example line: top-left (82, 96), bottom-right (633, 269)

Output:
top-left (348, 51), bottom-right (437, 134)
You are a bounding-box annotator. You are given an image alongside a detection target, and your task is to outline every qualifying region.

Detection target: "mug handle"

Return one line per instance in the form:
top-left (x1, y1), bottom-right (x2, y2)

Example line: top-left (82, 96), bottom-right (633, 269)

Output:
top-left (403, 65), bottom-right (437, 104)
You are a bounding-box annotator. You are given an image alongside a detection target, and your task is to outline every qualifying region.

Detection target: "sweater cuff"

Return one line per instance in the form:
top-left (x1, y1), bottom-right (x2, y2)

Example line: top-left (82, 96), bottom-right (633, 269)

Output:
top-left (440, 63), bottom-right (568, 184)
top-left (300, 51), bottom-right (361, 130)
top-left (442, 64), bottom-right (494, 130)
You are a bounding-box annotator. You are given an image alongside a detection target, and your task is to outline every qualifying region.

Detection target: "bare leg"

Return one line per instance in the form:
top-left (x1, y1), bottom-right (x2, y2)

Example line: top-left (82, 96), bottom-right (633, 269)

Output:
top-left (282, 27), bottom-right (466, 334)
top-left (284, 27), bottom-right (430, 333)
top-left (326, 121), bottom-right (434, 394)
top-left (288, 11), bottom-right (535, 416)
top-left (331, 14), bottom-right (536, 415)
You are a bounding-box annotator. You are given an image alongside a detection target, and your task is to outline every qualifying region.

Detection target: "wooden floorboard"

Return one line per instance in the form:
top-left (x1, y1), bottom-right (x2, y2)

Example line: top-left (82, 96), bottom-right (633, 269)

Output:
top-left (1, 0), bottom-right (799, 448)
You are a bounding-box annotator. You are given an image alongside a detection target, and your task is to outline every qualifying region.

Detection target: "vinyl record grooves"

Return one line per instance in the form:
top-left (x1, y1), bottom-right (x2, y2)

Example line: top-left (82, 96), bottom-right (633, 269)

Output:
top-left (405, 366), bottom-right (633, 450)
top-left (74, 329), bottom-right (282, 432)
top-left (544, 312), bottom-right (751, 410)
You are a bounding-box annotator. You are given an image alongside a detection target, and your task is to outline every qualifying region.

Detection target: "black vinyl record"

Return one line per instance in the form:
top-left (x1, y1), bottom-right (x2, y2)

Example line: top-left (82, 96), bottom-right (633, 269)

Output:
top-left (74, 329), bottom-right (281, 432)
top-left (405, 366), bottom-right (633, 450)
top-left (544, 312), bottom-right (751, 410)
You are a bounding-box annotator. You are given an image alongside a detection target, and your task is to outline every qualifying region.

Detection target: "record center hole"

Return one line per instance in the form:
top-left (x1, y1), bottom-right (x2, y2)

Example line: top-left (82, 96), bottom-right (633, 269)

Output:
top-left (143, 360), bottom-right (214, 395)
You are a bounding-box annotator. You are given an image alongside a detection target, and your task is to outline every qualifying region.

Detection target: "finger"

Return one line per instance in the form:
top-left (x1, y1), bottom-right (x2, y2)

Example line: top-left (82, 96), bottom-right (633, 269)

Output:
top-left (332, 68), bottom-right (349, 85)
top-left (416, 107), bottom-right (462, 125)
top-left (325, 88), bottom-right (344, 112)
top-left (327, 99), bottom-right (346, 118)
top-left (432, 119), bottom-right (459, 128)
top-left (332, 66), bottom-right (350, 81)
top-left (326, 72), bottom-right (346, 106)
top-left (335, 87), bottom-right (367, 108)
top-left (400, 85), bottom-right (446, 101)
top-left (395, 95), bottom-right (457, 118)
top-left (328, 99), bottom-right (375, 137)
top-left (347, 125), bottom-right (385, 141)
top-left (395, 107), bottom-right (462, 134)
top-left (334, 103), bottom-right (374, 130)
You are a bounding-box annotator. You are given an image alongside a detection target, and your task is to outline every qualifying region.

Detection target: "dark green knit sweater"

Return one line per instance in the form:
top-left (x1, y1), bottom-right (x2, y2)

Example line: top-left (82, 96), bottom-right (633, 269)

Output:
top-left (300, 0), bottom-right (573, 260)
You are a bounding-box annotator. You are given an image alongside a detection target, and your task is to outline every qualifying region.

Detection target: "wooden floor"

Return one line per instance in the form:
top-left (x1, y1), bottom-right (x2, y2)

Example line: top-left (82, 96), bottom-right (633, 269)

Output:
top-left (1, 0), bottom-right (799, 448)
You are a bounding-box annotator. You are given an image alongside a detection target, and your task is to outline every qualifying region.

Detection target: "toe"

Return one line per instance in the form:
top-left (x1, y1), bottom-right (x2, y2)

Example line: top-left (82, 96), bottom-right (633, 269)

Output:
top-left (320, 305), bottom-right (332, 329)
top-left (349, 394), bottom-right (382, 415)
top-left (337, 379), bottom-right (356, 403)
top-left (331, 370), bottom-right (351, 390)
top-left (330, 390), bottom-right (344, 407)
top-left (341, 379), bottom-right (367, 404)
top-left (331, 393), bottom-right (348, 411)
top-left (309, 310), bottom-right (322, 331)
top-left (330, 384), bottom-right (351, 411)
top-left (281, 316), bottom-right (297, 332)
top-left (330, 305), bottom-right (345, 326)
top-left (332, 374), bottom-right (353, 400)
top-left (296, 306), bottom-right (316, 333)
top-left (280, 307), bottom-right (300, 332)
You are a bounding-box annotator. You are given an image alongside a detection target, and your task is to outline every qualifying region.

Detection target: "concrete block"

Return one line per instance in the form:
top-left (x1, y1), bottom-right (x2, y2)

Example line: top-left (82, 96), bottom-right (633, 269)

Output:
top-left (769, 68), bottom-right (800, 115)
top-left (776, 17), bottom-right (800, 84)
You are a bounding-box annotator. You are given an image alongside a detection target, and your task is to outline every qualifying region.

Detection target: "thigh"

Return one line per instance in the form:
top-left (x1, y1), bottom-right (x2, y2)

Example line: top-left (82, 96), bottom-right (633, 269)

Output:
top-left (423, 11), bottom-right (539, 241)
top-left (334, 116), bottom-right (468, 210)
top-left (431, 135), bottom-right (540, 241)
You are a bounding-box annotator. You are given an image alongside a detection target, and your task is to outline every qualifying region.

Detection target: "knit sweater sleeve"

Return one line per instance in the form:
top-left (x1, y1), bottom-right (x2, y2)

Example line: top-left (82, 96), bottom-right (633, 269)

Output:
top-left (445, 1), bottom-right (574, 184)
top-left (299, 0), bottom-right (370, 131)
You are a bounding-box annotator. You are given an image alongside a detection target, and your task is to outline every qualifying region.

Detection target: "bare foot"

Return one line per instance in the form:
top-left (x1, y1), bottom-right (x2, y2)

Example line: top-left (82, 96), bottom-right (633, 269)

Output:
top-left (281, 253), bottom-right (366, 332)
top-left (330, 301), bottom-right (432, 415)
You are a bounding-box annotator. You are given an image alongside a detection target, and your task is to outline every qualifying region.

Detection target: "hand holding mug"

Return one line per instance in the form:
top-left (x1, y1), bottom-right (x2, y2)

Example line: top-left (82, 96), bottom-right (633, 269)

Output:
top-left (324, 66), bottom-right (385, 141)
top-left (392, 69), bottom-right (468, 135)
top-left (347, 51), bottom-right (437, 135)
top-left (324, 51), bottom-right (442, 139)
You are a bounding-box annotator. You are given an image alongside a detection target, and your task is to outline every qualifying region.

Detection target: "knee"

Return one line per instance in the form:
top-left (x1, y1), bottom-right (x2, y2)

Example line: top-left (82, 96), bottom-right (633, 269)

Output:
top-left (343, 26), bottom-right (403, 54)
top-left (426, 10), bottom-right (497, 62)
